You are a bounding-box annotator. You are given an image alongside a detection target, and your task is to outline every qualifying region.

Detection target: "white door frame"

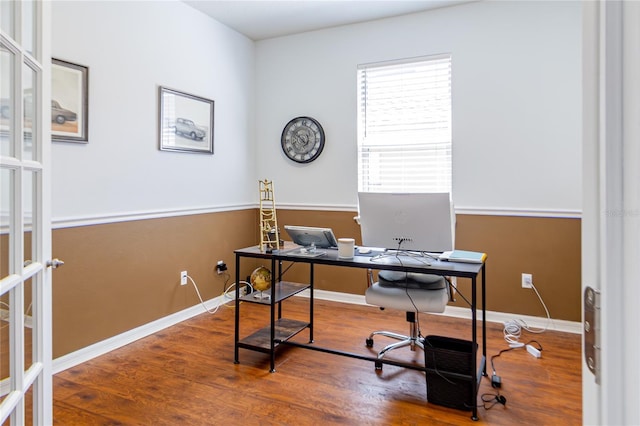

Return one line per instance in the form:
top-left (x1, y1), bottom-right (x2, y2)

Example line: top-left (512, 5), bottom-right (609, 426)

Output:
top-left (618, 1), bottom-right (640, 423)
top-left (582, 1), bottom-right (640, 424)
top-left (0, 1), bottom-right (52, 424)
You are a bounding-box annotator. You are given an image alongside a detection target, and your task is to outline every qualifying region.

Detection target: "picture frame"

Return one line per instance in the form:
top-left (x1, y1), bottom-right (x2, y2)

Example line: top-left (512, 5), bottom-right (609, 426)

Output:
top-left (51, 58), bottom-right (89, 143)
top-left (158, 86), bottom-right (214, 154)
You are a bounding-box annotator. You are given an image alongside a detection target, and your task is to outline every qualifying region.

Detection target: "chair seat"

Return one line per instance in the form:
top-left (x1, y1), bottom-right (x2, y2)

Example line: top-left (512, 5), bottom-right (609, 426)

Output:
top-left (378, 270), bottom-right (446, 289)
top-left (365, 280), bottom-right (449, 313)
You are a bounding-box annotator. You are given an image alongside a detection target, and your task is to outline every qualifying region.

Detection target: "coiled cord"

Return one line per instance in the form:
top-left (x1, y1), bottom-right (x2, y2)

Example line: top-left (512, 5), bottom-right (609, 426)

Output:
top-left (186, 275), bottom-right (253, 314)
top-left (503, 280), bottom-right (552, 346)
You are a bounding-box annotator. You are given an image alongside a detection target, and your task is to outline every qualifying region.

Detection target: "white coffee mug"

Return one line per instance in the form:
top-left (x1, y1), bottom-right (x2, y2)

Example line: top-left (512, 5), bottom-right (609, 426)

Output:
top-left (338, 238), bottom-right (355, 259)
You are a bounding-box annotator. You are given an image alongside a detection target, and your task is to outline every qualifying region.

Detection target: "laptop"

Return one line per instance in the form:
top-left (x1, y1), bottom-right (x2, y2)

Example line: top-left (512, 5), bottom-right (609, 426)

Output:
top-left (284, 225), bottom-right (338, 249)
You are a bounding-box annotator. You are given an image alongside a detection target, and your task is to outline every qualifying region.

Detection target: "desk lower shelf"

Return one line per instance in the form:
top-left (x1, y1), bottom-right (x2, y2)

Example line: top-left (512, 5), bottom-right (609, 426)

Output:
top-left (239, 281), bottom-right (309, 305)
top-left (237, 318), bottom-right (309, 353)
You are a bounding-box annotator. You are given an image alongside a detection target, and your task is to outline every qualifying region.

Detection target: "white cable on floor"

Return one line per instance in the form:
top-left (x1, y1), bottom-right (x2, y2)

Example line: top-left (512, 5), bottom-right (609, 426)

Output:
top-left (187, 275), bottom-right (253, 315)
top-left (503, 281), bottom-right (553, 346)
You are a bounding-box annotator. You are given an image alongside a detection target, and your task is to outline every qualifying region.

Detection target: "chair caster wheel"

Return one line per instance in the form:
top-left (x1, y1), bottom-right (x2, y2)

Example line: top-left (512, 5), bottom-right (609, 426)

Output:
top-left (375, 361), bottom-right (382, 370)
top-left (365, 338), bottom-right (374, 348)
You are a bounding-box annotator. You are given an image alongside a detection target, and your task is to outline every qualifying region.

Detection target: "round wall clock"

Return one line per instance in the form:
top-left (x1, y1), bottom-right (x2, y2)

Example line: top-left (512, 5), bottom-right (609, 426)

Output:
top-left (281, 116), bottom-right (325, 163)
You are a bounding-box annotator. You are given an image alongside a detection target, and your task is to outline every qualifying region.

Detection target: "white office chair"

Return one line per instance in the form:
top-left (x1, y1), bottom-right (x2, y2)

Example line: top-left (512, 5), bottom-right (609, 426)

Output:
top-left (365, 269), bottom-right (451, 370)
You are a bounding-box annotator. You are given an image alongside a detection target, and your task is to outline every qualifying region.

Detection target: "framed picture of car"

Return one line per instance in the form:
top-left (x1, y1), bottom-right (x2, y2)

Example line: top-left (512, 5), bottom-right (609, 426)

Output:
top-left (158, 86), bottom-right (214, 154)
top-left (52, 58), bottom-right (89, 143)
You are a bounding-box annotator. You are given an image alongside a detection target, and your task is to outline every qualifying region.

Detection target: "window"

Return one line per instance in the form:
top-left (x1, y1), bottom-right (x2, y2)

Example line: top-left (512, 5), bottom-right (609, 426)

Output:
top-left (357, 54), bottom-right (452, 193)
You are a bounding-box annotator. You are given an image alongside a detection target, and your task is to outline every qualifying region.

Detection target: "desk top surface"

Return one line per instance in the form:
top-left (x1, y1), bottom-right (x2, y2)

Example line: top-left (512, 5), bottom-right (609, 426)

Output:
top-left (235, 244), bottom-right (484, 278)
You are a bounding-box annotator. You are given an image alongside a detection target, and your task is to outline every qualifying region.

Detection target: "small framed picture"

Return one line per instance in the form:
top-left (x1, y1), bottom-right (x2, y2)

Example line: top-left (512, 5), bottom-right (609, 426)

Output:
top-left (52, 58), bottom-right (89, 143)
top-left (158, 86), bottom-right (214, 154)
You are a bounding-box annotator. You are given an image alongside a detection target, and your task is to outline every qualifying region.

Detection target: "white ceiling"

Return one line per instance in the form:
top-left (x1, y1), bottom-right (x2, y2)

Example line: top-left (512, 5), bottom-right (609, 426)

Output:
top-left (183, 0), bottom-right (473, 41)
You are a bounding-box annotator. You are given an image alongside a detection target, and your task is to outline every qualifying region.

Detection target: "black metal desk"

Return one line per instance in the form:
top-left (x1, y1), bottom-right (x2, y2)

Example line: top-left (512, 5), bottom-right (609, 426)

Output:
top-left (233, 245), bottom-right (487, 420)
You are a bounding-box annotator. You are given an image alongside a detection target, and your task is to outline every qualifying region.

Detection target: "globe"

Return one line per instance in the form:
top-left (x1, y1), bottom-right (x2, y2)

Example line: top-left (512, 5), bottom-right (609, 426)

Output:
top-left (250, 266), bottom-right (271, 299)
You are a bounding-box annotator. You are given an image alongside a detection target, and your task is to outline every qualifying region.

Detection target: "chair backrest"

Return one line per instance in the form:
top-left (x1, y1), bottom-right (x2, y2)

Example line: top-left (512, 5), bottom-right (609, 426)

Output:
top-left (358, 192), bottom-right (454, 252)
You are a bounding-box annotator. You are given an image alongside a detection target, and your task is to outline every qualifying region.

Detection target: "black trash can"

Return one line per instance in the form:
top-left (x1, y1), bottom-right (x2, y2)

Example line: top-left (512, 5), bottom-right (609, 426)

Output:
top-left (423, 335), bottom-right (476, 411)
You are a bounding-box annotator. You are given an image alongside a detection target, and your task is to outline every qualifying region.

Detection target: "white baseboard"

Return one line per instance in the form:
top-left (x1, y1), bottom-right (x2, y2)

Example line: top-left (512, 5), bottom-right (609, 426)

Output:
top-left (52, 296), bottom-right (232, 375)
top-left (51, 289), bottom-right (581, 377)
top-left (302, 289), bottom-right (582, 334)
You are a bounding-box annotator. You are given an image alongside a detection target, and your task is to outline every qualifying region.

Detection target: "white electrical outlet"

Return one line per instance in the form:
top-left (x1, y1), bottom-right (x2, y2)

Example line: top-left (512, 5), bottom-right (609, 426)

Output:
top-left (239, 285), bottom-right (247, 297)
top-left (521, 273), bottom-right (533, 289)
top-left (180, 270), bottom-right (188, 286)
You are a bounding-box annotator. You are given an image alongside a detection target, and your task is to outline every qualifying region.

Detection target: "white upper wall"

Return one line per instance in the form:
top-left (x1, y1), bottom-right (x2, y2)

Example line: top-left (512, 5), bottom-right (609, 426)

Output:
top-left (50, 0), bottom-right (582, 222)
top-left (51, 1), bottom-right (256, 222)
top-left (255, 1), bottom-right (582, 214)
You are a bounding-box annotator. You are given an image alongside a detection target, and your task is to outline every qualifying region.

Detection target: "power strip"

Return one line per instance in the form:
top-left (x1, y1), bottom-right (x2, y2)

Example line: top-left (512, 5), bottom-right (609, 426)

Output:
top-left (526, 344), bottom-right (542, 358)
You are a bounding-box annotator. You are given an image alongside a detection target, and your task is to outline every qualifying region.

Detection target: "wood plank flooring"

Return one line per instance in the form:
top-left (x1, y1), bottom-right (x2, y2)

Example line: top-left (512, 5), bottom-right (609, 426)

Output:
top-left (52, 297), bottom-right (581, 425)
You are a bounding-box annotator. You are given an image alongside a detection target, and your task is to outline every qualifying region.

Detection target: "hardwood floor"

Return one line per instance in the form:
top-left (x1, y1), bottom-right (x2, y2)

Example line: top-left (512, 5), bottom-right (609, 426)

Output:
top-left (52, 297), bottom-right (581, 425)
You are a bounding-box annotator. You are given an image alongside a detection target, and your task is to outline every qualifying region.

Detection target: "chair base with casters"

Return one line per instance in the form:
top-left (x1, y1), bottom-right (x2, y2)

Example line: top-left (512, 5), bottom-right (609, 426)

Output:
top-left (365, 270), bottom-right (450, 370)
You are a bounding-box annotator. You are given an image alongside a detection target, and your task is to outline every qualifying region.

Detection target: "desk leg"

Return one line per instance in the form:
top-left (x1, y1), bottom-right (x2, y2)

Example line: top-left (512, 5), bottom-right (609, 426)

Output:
top-left (482, 264), bottom-right (487, 375)
top-left (277, 260), bottom-right (283, 320)
top-left (234, 252), bottom-right (240, 364)
top-left (309, 263), bottom-right (314, 343)
top-left (471, 276), bottom-right (478, 421)
top-left (270, 256), bottom-right (277, 373)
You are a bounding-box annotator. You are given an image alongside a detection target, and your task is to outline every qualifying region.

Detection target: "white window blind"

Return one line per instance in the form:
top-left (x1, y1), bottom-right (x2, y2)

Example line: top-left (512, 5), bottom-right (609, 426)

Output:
top-left (357, 54), bottom-right (452, 193)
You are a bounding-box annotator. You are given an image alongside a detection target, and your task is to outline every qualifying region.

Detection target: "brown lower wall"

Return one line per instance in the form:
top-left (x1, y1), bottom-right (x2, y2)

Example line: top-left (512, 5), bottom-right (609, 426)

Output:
top-left (51, 209), bottom-right (259, 358)
top-left (454, 214), bottom-right (581, 321)
top-left (49, 208), bottom-right (581, 359)
top-left (276, 210), bottom-right (582, 322)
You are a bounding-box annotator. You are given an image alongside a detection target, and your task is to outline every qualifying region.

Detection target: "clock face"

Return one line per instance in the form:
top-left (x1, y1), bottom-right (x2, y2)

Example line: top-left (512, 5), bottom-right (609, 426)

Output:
top-left (281, 116), bottom-right (325, 163)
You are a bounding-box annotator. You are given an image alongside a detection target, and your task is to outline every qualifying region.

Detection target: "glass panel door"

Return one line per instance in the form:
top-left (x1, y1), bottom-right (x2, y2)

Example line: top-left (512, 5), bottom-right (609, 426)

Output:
top-left (1, 44), bottom-right (15, 157)
top-left (0, 1), bottom-right (52, 424)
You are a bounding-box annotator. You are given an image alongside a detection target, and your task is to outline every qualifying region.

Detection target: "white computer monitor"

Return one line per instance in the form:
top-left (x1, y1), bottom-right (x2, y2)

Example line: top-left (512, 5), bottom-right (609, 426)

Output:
top-left (284, 225), bottom-right (339, 249)
top-left (358, 192), bottom-right (454, 252)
